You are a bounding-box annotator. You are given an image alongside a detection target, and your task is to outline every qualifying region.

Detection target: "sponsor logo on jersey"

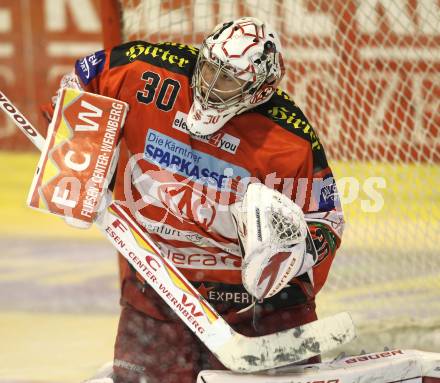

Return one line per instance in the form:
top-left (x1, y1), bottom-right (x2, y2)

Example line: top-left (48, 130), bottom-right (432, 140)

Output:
top-left (134, 210), bottom-right (241, 255)
top-left (268, 103), bottom-right (322, 150)
top-left (157, 182), bottom-right (217, 230)
top-left (309, 223), bottom-right (337, 263)
top-left (76, 50), bottom-right (106, 85)
top-left (125, 42), bottom-right (195, 68)
top-left (314, 174), bottom-right (339, 211)
top-left (144, 129), bottom-right (249, 191)
top-left (207, 290), bottom-right (252, 304)
top-left (173, 111), bottom-right (240, 154)
top-left (163, 248), bottom-right (241, 270)
top-left (196, 283), bottom-right (253, 305)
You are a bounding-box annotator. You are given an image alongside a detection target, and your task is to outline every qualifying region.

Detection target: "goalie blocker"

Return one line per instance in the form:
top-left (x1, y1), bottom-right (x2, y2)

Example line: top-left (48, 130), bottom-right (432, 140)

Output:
top-left (27, 88), bottom-right (128, 228)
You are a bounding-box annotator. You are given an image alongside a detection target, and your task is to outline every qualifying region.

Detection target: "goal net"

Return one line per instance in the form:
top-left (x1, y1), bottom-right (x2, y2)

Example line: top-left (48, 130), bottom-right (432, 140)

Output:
top-left (101, 0), bottom-right (440, 354)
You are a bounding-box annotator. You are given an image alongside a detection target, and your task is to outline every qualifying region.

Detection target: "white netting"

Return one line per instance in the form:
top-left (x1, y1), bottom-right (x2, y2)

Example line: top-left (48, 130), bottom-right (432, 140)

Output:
top-left (111, 0), bottom-right (440, 353)
top-left (268, 192), bottom-right (307, 247)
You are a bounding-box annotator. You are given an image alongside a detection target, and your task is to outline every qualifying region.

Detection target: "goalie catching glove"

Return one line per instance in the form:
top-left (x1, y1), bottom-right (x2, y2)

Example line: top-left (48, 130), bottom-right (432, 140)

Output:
top-left (230, 183), bottom-right (317, 300)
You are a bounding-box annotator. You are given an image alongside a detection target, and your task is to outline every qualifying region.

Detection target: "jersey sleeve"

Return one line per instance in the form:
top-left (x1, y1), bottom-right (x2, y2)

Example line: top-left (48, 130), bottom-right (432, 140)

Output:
top-left (73, 44), bottom-right (135, 96)
top-left (74, 49), bottom-right (108, 94)
top-left (49, 42), bottom-right (137, 112)
top-left (299, 142), bottom-right (345, 294)
top-left (279, 117), bottom-right (344, 295)
top-left (256, 89), bottom-right (345, 295)
top-left (41, 49), bottom-right (110, 122)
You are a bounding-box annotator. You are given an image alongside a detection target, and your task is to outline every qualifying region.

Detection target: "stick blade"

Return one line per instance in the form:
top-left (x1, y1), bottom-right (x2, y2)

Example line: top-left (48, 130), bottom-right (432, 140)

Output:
top-left (218, 312), bottom-right (356, 373)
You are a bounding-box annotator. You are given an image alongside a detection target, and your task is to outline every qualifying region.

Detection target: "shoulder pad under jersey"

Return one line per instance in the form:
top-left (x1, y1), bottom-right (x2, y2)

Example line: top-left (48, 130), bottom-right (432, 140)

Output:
top-left (254, 88), bottom-right (329, 171)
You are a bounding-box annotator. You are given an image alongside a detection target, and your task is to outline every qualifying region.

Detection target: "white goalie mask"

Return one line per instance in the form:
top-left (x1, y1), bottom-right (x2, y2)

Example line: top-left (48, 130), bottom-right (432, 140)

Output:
top-left (187, 17), bottom-right (285, 136)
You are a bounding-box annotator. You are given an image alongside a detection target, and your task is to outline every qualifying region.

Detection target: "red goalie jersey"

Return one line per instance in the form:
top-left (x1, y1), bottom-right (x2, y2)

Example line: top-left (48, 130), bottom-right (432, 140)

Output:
top-left (68, 41), bottom-right (344, 321)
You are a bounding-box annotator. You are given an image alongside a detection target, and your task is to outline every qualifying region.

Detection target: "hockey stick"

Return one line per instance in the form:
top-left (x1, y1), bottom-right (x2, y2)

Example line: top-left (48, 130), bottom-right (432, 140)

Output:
top-left (0, 89), bottom-right (356, 373)
top-left (0, 91), bottom-right (45, 150)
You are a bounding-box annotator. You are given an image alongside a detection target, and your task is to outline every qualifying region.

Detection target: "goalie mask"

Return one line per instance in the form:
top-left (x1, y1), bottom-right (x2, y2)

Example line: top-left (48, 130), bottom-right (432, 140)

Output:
top-left (187, 17), bottom-right (284, 136)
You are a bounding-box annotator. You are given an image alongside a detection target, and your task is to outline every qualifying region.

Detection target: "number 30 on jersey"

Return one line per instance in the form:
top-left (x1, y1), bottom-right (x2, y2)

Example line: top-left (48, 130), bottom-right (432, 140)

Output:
top-left (136, 71), bottom-right (180, 112)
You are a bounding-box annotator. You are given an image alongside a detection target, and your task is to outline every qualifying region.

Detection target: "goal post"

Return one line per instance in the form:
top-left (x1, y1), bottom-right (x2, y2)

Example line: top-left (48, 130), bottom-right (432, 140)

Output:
top-left (99, 0), bottom-right (440, 354)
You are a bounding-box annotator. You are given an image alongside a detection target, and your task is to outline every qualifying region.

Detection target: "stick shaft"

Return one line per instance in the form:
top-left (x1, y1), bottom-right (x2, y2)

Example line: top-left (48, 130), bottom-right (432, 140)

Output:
top-left (0, 90), bottom-right (45, 150)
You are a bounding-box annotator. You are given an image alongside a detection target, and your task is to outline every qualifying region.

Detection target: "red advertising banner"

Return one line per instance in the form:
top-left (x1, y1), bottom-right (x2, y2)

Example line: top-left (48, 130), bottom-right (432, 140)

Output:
top-left (27, 89), bottom-right (128, 227)
top-left (1, 0), bottom-right (438, 162)
top-left (0, 0), bottom-right (102, 150)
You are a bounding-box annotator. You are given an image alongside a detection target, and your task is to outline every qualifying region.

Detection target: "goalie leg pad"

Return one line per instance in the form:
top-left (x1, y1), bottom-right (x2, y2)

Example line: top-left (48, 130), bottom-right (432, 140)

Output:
top-left (197, 349), bottom-right (440, 383)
